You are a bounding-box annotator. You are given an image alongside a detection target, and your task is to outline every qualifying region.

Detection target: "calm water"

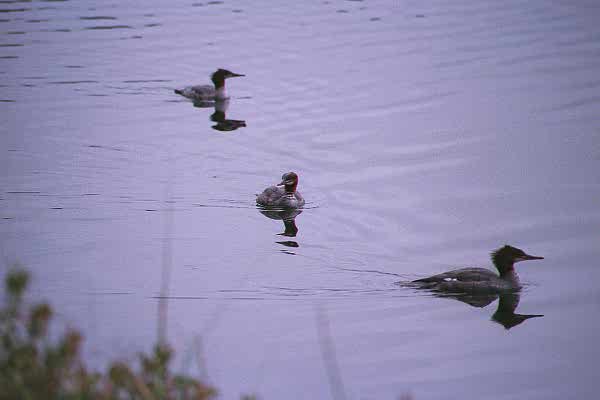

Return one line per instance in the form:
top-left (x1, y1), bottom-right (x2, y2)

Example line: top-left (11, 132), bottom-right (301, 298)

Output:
top-left (1, 0), bottom-right (600, 398)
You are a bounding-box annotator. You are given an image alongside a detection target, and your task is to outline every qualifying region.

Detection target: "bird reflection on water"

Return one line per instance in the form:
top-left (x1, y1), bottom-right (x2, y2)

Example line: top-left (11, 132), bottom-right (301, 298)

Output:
top-left (258, 207), bottom-right (302, 251)
top-left (436, 291), bottom-right (544, 330)
top-left (192, 99), bottom-right (246, 132)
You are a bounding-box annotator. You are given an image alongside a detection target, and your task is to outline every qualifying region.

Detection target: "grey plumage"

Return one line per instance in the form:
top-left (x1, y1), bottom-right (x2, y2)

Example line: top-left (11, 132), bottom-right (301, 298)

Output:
top-left (410, 245), bottom-right (544, 294)
top-left (174, 85), bottom-right (216, 100)
top-left (412, 267), bottom-right (516, 293)
top-left (174, 68), bottom-right (244, 101)
top-left (256, 186), bottom-right (305, 208)
top-left (256, 172), bottom-right (305, 209)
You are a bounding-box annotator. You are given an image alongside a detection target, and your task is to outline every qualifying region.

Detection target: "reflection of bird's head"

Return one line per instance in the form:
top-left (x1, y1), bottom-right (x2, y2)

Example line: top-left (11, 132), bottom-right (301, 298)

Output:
top-left (492, 293), bottom-right (543, 330)
top-left (276, 240), bottom-right (299, 248)
top-left (211, 119), bottom-right (247, 132)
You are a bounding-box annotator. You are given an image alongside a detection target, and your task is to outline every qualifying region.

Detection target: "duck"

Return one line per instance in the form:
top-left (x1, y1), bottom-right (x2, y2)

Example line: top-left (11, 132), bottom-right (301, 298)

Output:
top-left (174, 68), bottom-right (244, 101)
top-left (411, 245), bottom-right (544, 293)
top-left (256, 172), bottom-right (305, 209)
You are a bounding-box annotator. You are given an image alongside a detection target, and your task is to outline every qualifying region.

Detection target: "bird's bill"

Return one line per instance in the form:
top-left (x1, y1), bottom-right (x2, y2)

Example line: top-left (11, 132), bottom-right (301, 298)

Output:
top-left (521, 253), bottom-right (544, 261)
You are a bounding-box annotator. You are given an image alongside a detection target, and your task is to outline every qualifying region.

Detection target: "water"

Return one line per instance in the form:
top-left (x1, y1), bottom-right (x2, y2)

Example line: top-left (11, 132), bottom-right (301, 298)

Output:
top-left (1, 0), bottom-right (599, 398)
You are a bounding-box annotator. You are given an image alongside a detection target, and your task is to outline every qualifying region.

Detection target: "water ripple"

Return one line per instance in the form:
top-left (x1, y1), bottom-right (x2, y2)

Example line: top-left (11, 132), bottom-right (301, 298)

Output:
top-left (84, 25), bottom-right (132, 30)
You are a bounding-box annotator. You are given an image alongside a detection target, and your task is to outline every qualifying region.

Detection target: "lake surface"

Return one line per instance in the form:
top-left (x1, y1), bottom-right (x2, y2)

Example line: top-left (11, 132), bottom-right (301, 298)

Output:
top-left (1, 0), bottom-right (600, 398)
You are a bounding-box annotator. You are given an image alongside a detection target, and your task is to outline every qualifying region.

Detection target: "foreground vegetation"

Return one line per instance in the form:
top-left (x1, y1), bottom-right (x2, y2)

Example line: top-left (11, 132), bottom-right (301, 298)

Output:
top-left (0, 267), bottom-right (216, 400)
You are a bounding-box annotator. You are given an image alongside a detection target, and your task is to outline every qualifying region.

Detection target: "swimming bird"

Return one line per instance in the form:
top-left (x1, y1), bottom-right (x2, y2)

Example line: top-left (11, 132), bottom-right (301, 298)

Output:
top-left (174, 68), bottom-right (244, 101)
top-left (411, 245), bottom-right (544, 293)
top-left (256, 172), bottom-right (305, 209)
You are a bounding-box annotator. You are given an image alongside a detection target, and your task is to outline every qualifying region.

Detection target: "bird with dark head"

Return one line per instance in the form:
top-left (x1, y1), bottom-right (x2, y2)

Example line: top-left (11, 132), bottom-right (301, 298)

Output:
top-left (174, 68), bottom-right (245, 101)
top-left (210, 68), bottom-right (244, 89)
top-left (490, 245), bottom-right (544, 275)
top-left (410, 244), bottom-right (544, 294)
top-left (256, 172), bottom-right (305, 209)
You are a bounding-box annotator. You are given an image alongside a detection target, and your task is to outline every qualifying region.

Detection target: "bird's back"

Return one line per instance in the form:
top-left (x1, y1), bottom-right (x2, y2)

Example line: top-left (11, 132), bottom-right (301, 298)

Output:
top-left (256, 186), bottom-right (283, 206)
top-left (413, 267), bottom-right (497, 283)
top-left (174, 85), bottom-right (215, 100)
top-left (413, 267), bottom-right (516, 293)
top-left (256, 186), bottom-right (304, 208)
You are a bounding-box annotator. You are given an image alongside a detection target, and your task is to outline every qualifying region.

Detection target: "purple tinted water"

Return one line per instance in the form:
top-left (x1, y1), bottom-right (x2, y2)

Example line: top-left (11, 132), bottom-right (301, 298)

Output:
top-left (1, 1), bottom-right (599, 398)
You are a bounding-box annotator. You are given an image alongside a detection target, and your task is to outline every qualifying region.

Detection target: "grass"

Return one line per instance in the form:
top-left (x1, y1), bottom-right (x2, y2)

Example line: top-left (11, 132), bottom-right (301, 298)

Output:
top-left (0, 266), bottom-right (216, 400)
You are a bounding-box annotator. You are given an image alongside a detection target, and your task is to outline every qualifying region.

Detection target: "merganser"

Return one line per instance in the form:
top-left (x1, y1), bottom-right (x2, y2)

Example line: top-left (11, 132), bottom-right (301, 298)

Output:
top-left (256, 172), bottom-right (305, 209)
top-left (174, 68), bottom-right (244, 101)
top-left (411, 245), bottom-right (544, 293)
